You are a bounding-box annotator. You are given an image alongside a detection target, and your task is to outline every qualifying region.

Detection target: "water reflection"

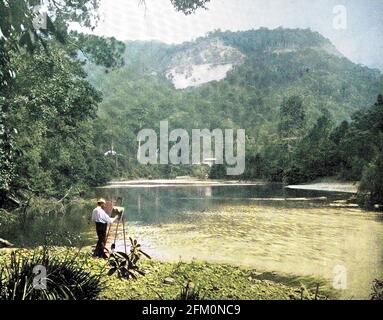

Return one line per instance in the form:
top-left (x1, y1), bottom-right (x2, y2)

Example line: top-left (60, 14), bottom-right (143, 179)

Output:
top-left (96, 184), bottom-right (383, 299)
top-left (98, 184), bottom-right (351, 224)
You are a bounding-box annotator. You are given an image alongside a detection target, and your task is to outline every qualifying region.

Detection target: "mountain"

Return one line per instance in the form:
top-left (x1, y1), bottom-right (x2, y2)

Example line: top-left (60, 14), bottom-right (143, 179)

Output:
top-left (86, 28), bottom-right (382, 179)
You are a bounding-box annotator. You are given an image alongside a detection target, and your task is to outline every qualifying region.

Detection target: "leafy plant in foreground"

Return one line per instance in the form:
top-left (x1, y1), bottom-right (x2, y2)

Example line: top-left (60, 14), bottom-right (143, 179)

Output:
top-left (0, 248), bottom-right (103, 300)
top-left (108, 238), bottom-right (151, 280)
top-left (129, 237), bottom-right (151, 263)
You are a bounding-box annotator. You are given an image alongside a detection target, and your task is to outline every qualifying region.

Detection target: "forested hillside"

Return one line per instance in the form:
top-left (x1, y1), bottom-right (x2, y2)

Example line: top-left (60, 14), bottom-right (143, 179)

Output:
top-left (2, 20), bottom-right (382, 208)
top-left (88, 28), bottom-right (382, 202)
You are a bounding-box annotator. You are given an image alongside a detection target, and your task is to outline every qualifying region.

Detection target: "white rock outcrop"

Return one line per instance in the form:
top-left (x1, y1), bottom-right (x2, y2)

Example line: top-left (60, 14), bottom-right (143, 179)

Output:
top-left (166, 38), bottom-right (245, 89)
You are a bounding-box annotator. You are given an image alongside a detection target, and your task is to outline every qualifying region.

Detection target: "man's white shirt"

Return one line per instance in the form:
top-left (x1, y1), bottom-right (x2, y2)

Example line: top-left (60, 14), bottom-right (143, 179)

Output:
top-left (92, 206), bottom-right (113, 224)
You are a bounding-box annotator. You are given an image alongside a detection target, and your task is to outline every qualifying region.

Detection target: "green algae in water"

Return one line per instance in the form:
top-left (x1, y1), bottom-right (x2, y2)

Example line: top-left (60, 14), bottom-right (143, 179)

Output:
top-left (98, 184), bottom-right (383, 299)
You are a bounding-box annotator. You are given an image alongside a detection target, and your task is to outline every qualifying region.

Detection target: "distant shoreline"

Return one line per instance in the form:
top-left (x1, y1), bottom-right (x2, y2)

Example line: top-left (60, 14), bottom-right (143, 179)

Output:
top-left (286, 181), bottom-right (358, 194)
top-left (99, 178), bottom-right (266, 189)
top-left (100, 178), bottom-right (359, 193)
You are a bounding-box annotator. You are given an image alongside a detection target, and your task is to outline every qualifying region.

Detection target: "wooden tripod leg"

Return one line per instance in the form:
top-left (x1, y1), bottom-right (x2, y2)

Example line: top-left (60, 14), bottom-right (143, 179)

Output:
top-left (122, 213), bottom-right (127, 254)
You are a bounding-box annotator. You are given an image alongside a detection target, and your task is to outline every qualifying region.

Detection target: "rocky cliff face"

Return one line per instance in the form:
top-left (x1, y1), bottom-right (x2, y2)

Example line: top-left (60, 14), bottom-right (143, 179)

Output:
top-left (166, 38), bottom-right (245, 89)
top-left (164, 33), bottom-right (343, 90)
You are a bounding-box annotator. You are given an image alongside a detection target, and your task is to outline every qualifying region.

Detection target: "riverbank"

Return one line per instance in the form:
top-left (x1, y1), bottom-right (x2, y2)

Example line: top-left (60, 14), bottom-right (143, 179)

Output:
top-left (286, 179), bottom-right (358, 194)
top-left (100, 177), bottom-right (265, 189)
top-left (0, 247), bottom-right (335, 300)
top-left (102, 177), bottom-right (359, 194)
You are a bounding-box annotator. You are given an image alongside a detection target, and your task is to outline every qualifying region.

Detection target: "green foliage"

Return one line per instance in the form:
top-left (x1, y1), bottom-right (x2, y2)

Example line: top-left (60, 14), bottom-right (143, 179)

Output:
top-left (371, 279), bottom-right (383, 300)
top-left (278, 95), bottom-right (306, 138)
top-left (108, 238), bottom-right (151, 280)
top-left (358, 150), bottom-right (383, 209)
top-left (283, 112), bottom-right (335, 184)
top-left (0, 248), bottom-right (103, 300)
top-left (177, 280), bottom-right (205, 300)
top-left (282, 93), bottom-right (383, 207)
top-left (1, 39), bottom-right (16, 201)
top-left (70, 31), bottom-right (126, 69)
top-left (216, 28), bottom-right (333, 54)
top-left (108, 251), bottom-right (145, 280)
top-left (329, 94), bottom-right (383, 208)
top-left (0, 0), bottom-right (121, 203)
top-left (280, 93), bottom-right (383, 195)
top-left (170, 0), bottom-right (211, 15)
top-left (0, 249), bottom-right (331, 300)
top-left (0, 0), bottom-right (63, 52)
top-left (7, 44), bottom-right (108, 197)
top-left (129, 237), bottom-right (152, 263)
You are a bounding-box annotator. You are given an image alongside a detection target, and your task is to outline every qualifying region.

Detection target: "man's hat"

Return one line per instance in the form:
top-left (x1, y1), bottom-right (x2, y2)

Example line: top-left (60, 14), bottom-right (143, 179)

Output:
top-left (97, 198), bottom-right (106, 204)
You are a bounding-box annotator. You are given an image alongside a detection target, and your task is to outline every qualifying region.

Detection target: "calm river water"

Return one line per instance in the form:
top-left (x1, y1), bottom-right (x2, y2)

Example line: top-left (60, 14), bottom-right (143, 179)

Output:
top-left (96, 183), bottom-right (383, 299)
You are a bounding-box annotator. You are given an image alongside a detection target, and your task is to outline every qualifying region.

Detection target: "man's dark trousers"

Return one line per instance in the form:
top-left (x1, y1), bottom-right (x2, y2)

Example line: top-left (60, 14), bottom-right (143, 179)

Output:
top-left (94, 222), bottom-right (108, 258)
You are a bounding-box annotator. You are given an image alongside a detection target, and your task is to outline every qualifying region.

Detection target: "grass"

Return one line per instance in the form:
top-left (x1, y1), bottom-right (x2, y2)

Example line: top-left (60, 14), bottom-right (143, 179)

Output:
top-left (0, 247), bottom-right (337, 300)
top-left (99, 259), bottom-right (336, 300)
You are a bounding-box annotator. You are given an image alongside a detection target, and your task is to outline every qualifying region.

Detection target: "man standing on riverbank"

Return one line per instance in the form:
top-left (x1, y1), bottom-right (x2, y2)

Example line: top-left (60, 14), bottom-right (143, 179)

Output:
top-left (92, 198), bottom-right (119, 258)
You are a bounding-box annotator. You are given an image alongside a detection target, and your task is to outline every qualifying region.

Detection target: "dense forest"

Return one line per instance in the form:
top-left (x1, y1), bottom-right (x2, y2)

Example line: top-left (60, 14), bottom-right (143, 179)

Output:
top-left (0, 0), bottom-right (204, 206)
top-left (1, 1), bottom-right (382, 210)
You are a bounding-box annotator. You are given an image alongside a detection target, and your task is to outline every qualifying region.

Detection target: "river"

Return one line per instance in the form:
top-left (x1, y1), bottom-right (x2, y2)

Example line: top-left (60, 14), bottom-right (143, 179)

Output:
top-left (96, 182), bottom-right (383, 299)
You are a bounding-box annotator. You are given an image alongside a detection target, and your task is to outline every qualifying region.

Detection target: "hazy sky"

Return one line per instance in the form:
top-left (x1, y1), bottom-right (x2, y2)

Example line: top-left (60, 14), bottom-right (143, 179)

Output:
top-left (74, 0), bottom-right (383, 70)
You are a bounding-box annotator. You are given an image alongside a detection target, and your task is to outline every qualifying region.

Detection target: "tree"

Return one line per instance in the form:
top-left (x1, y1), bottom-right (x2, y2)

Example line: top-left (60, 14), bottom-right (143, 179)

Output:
top-left (358, 148), bottom-right (383, 209)
top-left (0, 39), bottom-right (14, 204)
top-left (0, 0), bottom-right (102, 204)
top-left (170, 0), bottom-right (211, 14)
top-left (0, 0), bottom-right (133, 203)
top-left (278, 95), bottom-right (306, 139)
top-left (355, 95), bottom-right (383, 208)
top-left (284, 111), bottom-right (335, 184)
top-left (70, 31), bottom-right (126, 70)
top-left (8, 43), bottom-right (112, 196)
